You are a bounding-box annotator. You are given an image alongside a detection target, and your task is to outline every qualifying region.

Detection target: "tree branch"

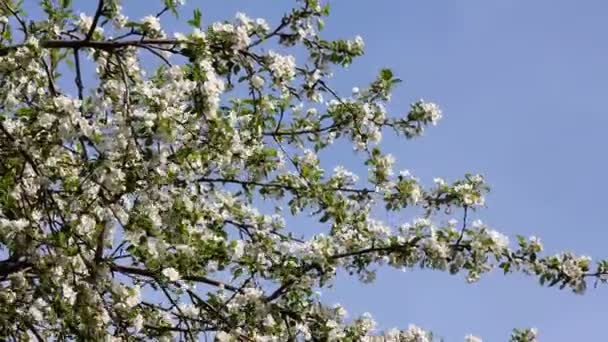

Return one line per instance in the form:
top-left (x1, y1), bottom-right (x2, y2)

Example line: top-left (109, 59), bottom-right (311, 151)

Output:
top-left (0, 258), bottom-right (32, 278)
top-left (110, 263), bottom-right (240, 292)
top-left (0, 38), bottom-right (182, 55)
top-left (192, 177), bottom-right (373, 195)
top-left (85, 0), bottom-right (105, 41)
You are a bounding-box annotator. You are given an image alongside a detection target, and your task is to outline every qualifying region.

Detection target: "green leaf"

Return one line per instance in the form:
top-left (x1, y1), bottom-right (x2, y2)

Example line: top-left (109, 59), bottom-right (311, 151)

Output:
top-left (164, 0), bottom-right (179, 17)
top-left (316, 18), bottom-right (325, 30)
top-left (321, 3), bottom-right (331, 15)
top-left (380, 68), bottom-right (393, 81)
top-left (188, 8), bottom-right (202, 28)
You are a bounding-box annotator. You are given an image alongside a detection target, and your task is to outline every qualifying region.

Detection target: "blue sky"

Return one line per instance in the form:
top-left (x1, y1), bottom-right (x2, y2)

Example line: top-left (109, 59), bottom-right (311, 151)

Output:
top-left (37, 0), bottom-right (608, 340)
top-left (319, 1), bottom-right (608, 340)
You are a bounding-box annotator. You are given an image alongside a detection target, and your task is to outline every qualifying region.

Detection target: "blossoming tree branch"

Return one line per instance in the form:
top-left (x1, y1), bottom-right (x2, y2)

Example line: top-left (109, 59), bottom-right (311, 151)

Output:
top-left (0, 0), bottom-right (603, 341)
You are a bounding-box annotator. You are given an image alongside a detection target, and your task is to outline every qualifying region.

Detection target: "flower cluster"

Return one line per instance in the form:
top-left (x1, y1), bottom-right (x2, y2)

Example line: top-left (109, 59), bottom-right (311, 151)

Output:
top-left (266, 50), bottom-right (297, 83)
top-left (141, 15), bottom-right (165, 38)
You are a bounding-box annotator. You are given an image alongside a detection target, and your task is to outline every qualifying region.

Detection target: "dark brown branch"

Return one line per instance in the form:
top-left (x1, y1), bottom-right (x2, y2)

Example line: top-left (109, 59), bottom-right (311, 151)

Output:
top-left (72, 47), bottom-right (89, 161)
top-left (262, 122), bottom-right (341, 137)
top-left (0, 258), bottom-right (32, 278)
top-left (155, 6), bottom-right (170, 18)
top-left (452, 205), bottom-right (468, 259)
top-left (0, 38), bottom-right (182, 55)
top-left (265, 238), bottom-right (422, 303)
top-left (85, 0), bottom-right (105, 41)
top-left (24, 321), bottom-right (44, 342)
top-left (193, 177), bottom-right (373, 195)
top-left (40, 57), bottom-right (57, 96)
top-left (110, 263), bottom-right (240, 292)
top-left (140, 44), bottom-right (172, 66)
top-left (248, 16), bottom-right (289, 48)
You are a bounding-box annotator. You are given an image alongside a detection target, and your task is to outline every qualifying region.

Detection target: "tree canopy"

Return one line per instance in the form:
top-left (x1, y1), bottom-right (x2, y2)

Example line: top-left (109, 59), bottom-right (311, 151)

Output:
top-left (0, 0), bottom-right (604, 341)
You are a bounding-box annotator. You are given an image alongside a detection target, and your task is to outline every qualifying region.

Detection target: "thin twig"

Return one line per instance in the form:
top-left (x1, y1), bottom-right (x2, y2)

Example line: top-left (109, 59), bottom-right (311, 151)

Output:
top-left (85, 0), bottom-right (105, 41)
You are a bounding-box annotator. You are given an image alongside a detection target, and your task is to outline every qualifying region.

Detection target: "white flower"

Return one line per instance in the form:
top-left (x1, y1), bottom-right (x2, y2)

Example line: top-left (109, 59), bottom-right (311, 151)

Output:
top-left (471, 219), bottom-right (483, 229)
top-left (178, 303), bottom-right (198, 317)
top-left (125, 286), bottom-right (141, 307)
top-left (29, 306), bottom-right (44, 322)
top-left (255, 18), bottom-right (270, 32)
top-left (198, 59), bottom-right (225, 117)
top-left (326, 319), bottom-right (346, 340)
top-left (192, 28), bottom-right (206, 40)
top-left (37, 113), bottom-right (56, 129)
top-left (233, 240), bottom-right (245, 259)
top-left (141, 15), bottom-right (162, 34)
top-left (296, 323), bottom-right (312, 340)
top-left (402, 324), bottom-right (430, 342)
top-left (113, 13), bottom-right (129, 29)
top-left (311, 92), bottom-right (323, 103)
top-left (212, 20), bottom-right (250, 49)
top-left (100, 308), bottom-right (111, 325)
top-left (487, 230), bottom-right (509, 250)
top-left (399, 170), bottom-right (412, 178)
top-left (267, 51), bottom-right (296, 82)
top-left (529, 236), bottom-right (544, 251)
top-left (334, 165), bottom-right (359, 183)
top-left (62, 284), bottom-right (77, 305)
top-left (212, 22), bottom-right (234, 33)
top-left (263, 314), bottom-right (276, 327)
top-left (333, 303), bottom-right (348, 319)
top-left (234, 25), bottom-right (251, 48)
top-left (301, 149), bottom-right (318, 166)
top-left (529, 328), bottom-right (539, 340)
top-left (162, 267), bottom-right (180, 281)
top-left (0, 16), bottom-right (8, 25)
top-left (384, 328), bottom-right (401, 340)
top-left (77, 13), bottom-right (93, 32)
top-left (562, 258), bottom-right (584, 280)
top-left (420, 101), bottom-right (442, 125)
top-left (470, 174), bottom-right (484, 183)
top-left (433, 177), bottom-right (447, 186)
top-left (216, 331), bottom-right (233, 342)
top-left (347, 35), bottom-right (365, 53)
top-left (77, 215), bottom-right (97, 234)
top-left (251, 75), bottom-right (265, 89)
top-left (235, 12), bottom-right (251, 27)
top-left (359, 312), bottom-right (376, 333)
top-left (464, 334), bottom-right (482, 342)
top-left (133, 314), bottom-right (144, 333)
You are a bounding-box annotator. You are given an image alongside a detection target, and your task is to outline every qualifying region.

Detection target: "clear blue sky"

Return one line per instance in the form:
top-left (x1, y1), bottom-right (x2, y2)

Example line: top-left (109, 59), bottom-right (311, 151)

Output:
top-left (59, 0), bottom-right (608, 340)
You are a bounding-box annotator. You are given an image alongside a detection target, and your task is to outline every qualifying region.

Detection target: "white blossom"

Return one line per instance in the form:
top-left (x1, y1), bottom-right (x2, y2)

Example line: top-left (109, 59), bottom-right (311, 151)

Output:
top-left (487, 229), bottom-right (509, 250)
top-left (141, 15), bottom-right (163, 37)
top-left (251, 75), bottom-right (265, 89)
top-left (62, 284), bottom-right (77, 305)
top-left (133, 314), bottom-right (144, 333)
top-left (419, 101), bottom-right (442, 125)
top-left (464, 334), bottom-right (482, 342)
top-left (267, 51), bottom-right (296, 82)
top-left (401, 324), bottom-right (430, 342)
top-left (162, 267), bottom-right (181, 281)
top-left (124, 286), bottom-right (141, 308)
